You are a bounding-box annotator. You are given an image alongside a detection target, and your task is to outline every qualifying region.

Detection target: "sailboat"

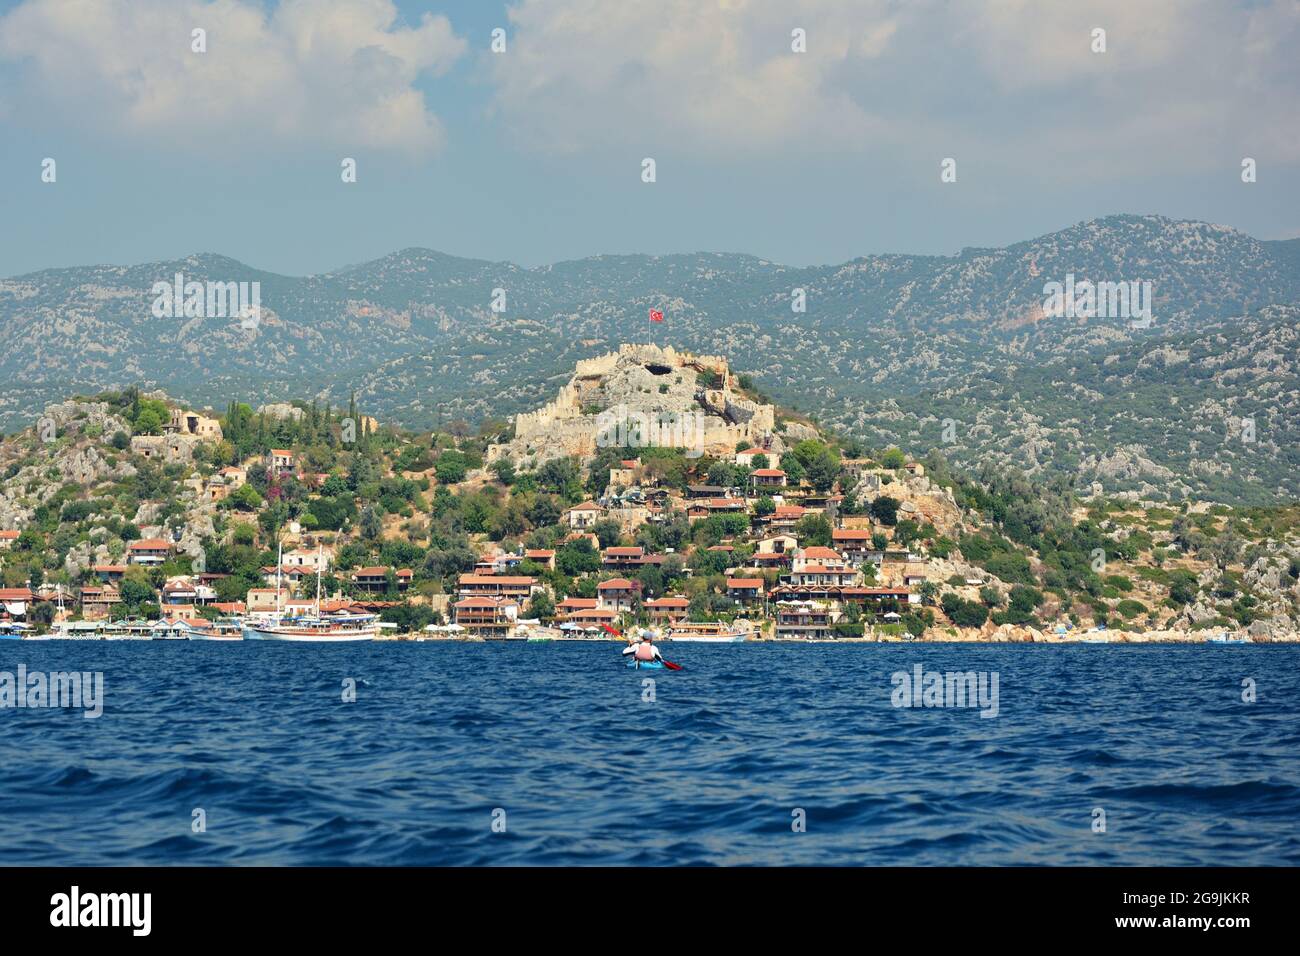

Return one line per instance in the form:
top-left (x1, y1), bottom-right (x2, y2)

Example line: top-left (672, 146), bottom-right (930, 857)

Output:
top-left (243, 543), bottom-right (378, 643)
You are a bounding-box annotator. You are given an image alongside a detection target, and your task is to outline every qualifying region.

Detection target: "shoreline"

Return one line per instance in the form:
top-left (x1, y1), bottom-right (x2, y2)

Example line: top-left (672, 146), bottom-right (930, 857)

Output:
top-left (386, 632), bottom-right (1294, 645)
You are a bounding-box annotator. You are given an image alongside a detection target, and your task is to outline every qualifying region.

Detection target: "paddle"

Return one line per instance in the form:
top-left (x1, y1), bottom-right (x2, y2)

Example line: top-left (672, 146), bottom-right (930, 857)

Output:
top-left (603, 623), bottom-right (681, 670)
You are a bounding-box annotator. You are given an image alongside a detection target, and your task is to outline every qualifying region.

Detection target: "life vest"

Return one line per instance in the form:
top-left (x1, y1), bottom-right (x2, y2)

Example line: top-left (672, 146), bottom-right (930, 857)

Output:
top-left (633, 641), bottom-right (656, 661)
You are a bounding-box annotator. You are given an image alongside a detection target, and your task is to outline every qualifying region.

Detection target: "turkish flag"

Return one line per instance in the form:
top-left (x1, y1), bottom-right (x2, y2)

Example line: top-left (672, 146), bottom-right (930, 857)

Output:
top-left (649, 309), bottom-right (664, 323)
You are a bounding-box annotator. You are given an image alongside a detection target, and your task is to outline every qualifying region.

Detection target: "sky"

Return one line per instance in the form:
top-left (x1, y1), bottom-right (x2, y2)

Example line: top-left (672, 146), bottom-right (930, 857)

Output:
top-left (0, 0), bottom-right (1296, 277)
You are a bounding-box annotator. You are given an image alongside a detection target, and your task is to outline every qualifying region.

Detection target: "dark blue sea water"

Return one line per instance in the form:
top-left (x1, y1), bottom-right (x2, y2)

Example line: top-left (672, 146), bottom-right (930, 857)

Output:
top-left (2, 642), bottom-right (1297, 865)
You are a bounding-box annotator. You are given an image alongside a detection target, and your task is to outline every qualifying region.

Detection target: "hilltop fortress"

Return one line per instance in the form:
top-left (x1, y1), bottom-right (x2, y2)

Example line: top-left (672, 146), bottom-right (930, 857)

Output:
top-left (489, 344), bottom-right (780, 466)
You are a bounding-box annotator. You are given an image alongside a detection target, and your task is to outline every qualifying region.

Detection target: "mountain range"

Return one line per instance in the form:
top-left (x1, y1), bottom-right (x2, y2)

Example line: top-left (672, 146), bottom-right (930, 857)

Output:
top-left (3, 213), bottom-right (1298, 504)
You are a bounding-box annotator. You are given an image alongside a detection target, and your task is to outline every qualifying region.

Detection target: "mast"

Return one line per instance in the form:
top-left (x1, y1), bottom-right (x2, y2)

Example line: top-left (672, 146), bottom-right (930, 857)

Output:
top-left (314, 543), bottom-right (323, 618)
top-left (276, 539), bottom-right (283, 616)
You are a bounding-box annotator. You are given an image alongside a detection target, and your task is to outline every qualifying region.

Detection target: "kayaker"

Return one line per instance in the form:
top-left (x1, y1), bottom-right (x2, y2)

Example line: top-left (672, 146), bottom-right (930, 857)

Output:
top-left (621, 634), bottom-right (664, 665)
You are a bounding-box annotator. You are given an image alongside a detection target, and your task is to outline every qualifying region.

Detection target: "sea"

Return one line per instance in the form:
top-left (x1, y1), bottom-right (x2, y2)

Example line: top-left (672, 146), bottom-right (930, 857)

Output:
top-left (2, 642), bottom-right (1297, 865)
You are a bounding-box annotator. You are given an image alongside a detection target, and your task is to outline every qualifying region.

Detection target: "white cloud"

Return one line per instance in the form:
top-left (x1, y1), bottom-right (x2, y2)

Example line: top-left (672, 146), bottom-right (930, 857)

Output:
top-left (0, 0), bottom-right (466, 154)
top-left (488, 0), bottom-right (902, 154)
top-left (488, 0), bottom-right (1300, 169)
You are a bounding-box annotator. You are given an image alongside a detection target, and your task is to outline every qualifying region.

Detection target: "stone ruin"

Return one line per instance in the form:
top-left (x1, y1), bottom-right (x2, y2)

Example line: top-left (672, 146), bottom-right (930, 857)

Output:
top-left (488, 343), bottom-right (777, 466)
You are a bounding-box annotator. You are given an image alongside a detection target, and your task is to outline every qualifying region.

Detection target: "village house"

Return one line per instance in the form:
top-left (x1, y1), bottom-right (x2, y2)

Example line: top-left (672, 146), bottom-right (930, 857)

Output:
top-left (523, 548), bottom-right (557, 570)
top-left (161, 578), bottom-right (216, 605)
top-left (791, 546), bottom-right (849, 573)
top-left (555, 597), bottom-right (599, 623)
top-left (0, 587), bottom-right (35, 621)
top-left (601, 546), bottom-right (668, 571)
top-left (261, 565), bottom-right (314, 591)
top-left (159, 603), bottom-right (201, 622)
top-left (608, 458), bottom-right (639, 490)
top-left (351, 567), bottom-right (413, 593)
top-left (563, 605), bottom-right (619, 629)
top-left (832, 527), bottom-right (875, 560)
top-left (166, 408), bottom-right (223, 440)
top-left (596, 578), bottom-right (641, 614)
top-left (246, 588), bottom-right (290, 612)
top-left (787, 563), bottom-right (860, 587)
top-left (687, 484), bottom-right (729, 499)
top-left (734, 446), bottom-right (771, 467)
top-left (687, 497), bottom-right (747, 522)
top-left (457, 574), bottom-right (537, 602)
top-left (774, 601), bottom-right (841, 640)
top-left (902, 565), bottom-right (929, 596)
top-left (127, 538), bottom-right (173, 566)
top-left (757, 533), bottom-right (799, 554)
top-left (453, 596), bottom-right (519, 637)
top-left (750, 551), bottom-right (793, 571)
top-left (92, 564), bottom-right (128, 582)
top-left (0, 530), bottom-right (19, 549)
top-left (726, 577), bottom-right (765, 604)
top-left (765, 504), bottom-right (807, 531)
top-left (770, 583), bottom-right (910, 610)
top-left (78, 585), bottom-right (120, 621)
top-left (567, 501), bottom-right (602, 529)
top-left (750, 468), bottom-right (787, 490)
top-left (266, 448), bottom-right (296, 478)
top-left (284, 546), bottom-right (333, 571)
top-left (645, 595), bottom-right (690, 623)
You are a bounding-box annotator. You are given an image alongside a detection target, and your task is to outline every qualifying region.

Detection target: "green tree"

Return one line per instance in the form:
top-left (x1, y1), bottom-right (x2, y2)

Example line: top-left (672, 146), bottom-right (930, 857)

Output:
top-left (870, 496), bottom-right (900, 526)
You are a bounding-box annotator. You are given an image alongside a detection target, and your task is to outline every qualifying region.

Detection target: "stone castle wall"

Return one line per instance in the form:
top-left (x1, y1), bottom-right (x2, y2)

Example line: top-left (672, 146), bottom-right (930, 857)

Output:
top-left (494, 343), bottom-right (775, 465)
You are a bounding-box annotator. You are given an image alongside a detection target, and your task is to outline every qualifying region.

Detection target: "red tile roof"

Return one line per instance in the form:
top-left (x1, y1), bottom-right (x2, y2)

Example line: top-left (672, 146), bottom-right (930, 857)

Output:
top-left (352, 567), bottom-right (413, 578)
top-left (597, 578), bottom-right (640, 590)
top-left (557, 597), bottom-right (598, 609)
top-left (801, 546), bottom-right (842, 560)
top-left (454, 596), bottom-right (519, 609)
top-left (129, 538), bottom-right (172, 550)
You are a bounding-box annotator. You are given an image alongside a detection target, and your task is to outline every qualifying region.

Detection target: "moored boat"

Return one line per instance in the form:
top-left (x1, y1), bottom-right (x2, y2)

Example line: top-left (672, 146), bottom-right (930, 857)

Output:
top-left (666, 621), bottom-right (751, 643)
top-left (242, 612), bottom-right (379, 642)
top-left (243, 543), bottom-right (378, 642)
top-left (185, 618), bottom-right (245, 641)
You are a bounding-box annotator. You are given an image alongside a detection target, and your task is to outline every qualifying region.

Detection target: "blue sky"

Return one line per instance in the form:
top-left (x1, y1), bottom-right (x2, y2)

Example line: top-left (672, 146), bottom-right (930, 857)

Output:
top-left (0, 0), bottom-right (1296, 277)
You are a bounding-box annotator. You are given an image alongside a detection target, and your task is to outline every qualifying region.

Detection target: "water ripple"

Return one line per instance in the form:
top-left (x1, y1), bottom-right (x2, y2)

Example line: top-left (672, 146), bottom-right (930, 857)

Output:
top-left (1, 642), bottom-right (1297, 864)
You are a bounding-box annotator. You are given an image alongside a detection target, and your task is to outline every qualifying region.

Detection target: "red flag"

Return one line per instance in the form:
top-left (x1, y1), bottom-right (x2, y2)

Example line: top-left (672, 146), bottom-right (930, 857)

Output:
top-left (649, 308), bottom-right (664, 323)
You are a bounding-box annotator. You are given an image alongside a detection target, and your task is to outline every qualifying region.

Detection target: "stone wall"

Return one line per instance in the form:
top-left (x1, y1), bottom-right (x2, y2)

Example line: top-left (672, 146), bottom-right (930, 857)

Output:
top-left (493, 343), bottom-right (777, 466)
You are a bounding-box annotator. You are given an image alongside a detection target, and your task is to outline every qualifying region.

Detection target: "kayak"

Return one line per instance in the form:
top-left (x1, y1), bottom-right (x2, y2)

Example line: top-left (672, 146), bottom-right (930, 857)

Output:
top-left (627, 659), bottom-right (666, 670)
